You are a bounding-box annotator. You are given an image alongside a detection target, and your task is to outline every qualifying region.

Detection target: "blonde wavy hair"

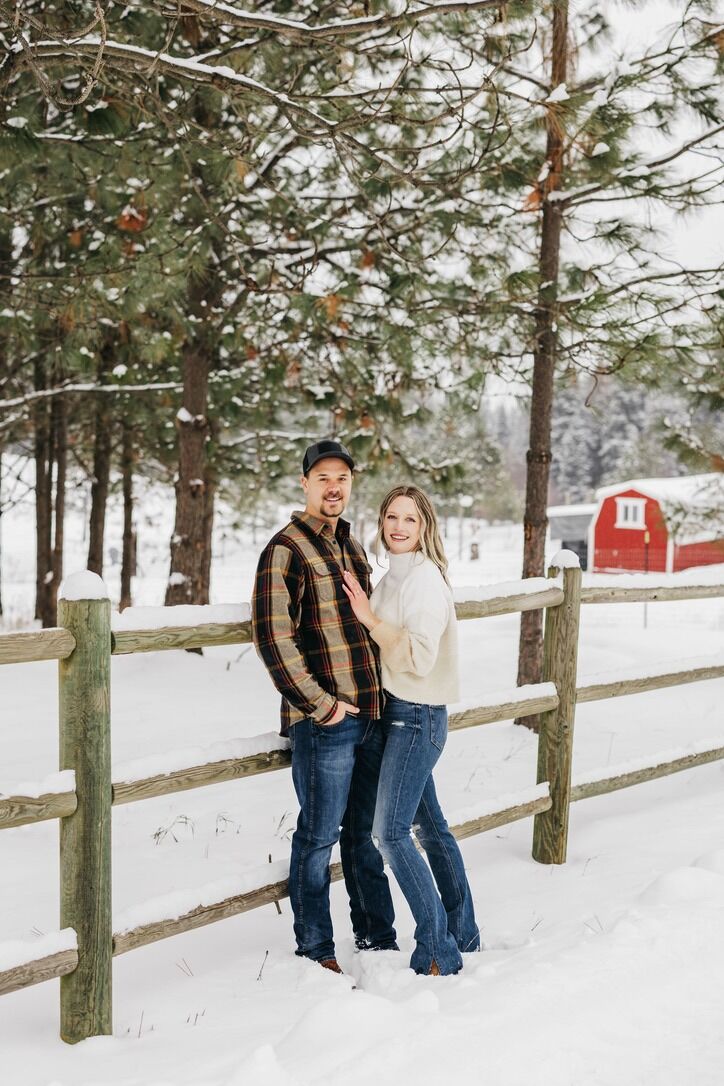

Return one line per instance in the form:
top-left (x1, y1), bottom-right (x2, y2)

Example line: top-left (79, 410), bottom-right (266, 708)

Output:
top-left (374, 485), bottom-right (450, 586)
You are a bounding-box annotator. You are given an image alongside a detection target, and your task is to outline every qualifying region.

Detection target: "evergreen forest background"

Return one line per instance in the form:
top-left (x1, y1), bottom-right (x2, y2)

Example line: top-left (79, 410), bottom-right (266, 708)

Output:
top-left (1, 0), bottom-right (721, 697)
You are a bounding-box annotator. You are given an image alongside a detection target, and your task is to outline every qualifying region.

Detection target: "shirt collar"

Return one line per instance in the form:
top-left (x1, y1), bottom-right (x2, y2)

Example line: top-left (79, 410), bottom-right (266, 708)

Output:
top-left (292, 510), bottom-right (351, 542)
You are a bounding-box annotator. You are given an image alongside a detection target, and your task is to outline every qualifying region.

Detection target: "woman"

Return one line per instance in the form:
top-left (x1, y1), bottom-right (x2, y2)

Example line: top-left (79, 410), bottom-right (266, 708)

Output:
top-left (342, 485), bottom-right (479, 976)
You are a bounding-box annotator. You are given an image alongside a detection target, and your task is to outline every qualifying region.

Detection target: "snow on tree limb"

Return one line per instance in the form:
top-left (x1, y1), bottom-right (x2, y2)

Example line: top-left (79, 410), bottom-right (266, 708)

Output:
top-left (16, 36), bottom-right (498, 183)
top-left (23, 39), bottom-right (341, 136)
top-left (0, 380), bottom-right (184, 418)
top-left (156, 0), bottom-right (505, 41)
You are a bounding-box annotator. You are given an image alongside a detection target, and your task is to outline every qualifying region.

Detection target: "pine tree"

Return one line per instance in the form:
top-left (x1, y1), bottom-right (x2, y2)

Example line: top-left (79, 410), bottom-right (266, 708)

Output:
top-left (3, 0), bottom-right (520, 606)
top-left (357, 2), bottom-right (723, 720)
top-left (2, 1), bottom-right (720, 628)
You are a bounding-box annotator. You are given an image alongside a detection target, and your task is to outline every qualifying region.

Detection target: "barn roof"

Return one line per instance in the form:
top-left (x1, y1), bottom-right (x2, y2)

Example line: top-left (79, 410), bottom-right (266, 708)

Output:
top-left (595, 474), bottom-right (722, 506)
top-left (547, 503), bottom-right (598, 518)
top-left (595, 474), bottom-right (724, 542)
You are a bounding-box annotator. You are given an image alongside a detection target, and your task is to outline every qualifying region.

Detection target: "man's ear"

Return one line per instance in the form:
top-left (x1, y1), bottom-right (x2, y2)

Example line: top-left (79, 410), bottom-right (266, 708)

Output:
top-left (300, 474), bottom-right (308, 494)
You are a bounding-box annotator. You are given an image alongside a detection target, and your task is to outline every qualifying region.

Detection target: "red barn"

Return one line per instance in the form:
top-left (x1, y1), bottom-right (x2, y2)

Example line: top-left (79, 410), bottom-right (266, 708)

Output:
top-left (590, 474), bottom-right (724, 574)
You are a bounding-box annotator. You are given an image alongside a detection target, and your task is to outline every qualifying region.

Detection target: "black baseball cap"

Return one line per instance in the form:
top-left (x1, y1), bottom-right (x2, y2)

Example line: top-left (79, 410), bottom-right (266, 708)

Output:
top-left (302, 440), bottom-right (355, 476)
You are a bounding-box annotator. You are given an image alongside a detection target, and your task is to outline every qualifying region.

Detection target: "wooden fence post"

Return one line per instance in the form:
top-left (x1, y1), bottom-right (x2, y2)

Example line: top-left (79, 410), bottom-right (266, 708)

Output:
top-left (58, 572), bottom-right (112, 1043)
top-left (532, 554), bottom-right (582, 865)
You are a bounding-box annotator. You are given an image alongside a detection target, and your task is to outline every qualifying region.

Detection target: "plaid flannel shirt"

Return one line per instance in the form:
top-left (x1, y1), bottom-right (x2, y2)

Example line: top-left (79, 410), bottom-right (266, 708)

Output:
top-left (251, 511), bottom-right (383, 734)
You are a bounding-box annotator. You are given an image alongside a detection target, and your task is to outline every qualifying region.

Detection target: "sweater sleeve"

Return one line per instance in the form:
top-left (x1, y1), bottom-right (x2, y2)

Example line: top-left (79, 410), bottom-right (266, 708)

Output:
top-left (369, 568), bottom-right (450, 678)
top-left (251, 542), bottom-right (338, 723)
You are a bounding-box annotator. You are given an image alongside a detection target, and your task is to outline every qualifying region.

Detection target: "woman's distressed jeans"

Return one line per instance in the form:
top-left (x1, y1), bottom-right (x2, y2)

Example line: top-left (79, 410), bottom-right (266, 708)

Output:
top-left (374, 693), bottom-right (480, 975)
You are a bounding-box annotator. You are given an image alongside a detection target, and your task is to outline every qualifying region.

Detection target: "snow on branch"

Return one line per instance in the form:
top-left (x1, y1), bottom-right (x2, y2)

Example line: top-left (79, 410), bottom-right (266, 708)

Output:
top-left (19, 37), bottom-right (479, 182)
top-left (25, 39), bottom-right (339, 136)
top-left (160, 0), bottom-right (503, 41)
top-left (558, 267), bottom-right (723, 308)
top-left (0, 379), bottom-right (183, 415)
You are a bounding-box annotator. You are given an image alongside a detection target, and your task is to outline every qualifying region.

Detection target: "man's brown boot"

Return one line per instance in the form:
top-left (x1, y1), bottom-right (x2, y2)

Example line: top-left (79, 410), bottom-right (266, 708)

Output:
top-left (319, 958), bottom-right (344, 974)
top-left (428, 960), bottom-right (441, 976)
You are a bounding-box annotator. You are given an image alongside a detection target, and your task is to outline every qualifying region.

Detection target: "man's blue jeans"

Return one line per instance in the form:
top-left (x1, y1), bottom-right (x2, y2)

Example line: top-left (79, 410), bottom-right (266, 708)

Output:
top-left (374, 693), bottom-right (480, 975)
top-left (289, 714), bottom-right (396, 962)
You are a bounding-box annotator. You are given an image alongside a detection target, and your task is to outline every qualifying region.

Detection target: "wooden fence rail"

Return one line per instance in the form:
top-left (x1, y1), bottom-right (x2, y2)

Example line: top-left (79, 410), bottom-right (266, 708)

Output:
top-left (2, 578), bottom-right (722, 667)
top-left (5, 651), bottom-right (723, 832)
top-left (0, 785), bottom-right (552, 988)
top-left (10, 727), bottom-right (724, 999)
top-left (576, 662), bottom-right (724, 703)
top-left (580, 583), bottom-right (724, 605)
top-left (570, 742), bottom-right (724, 802)
top-left (1, 562), bottom-right (723, 1044)
top-left (0, 948), bottom-right (79, 998)
top-left (0, 788), bottom-right (77, 831)
top-left (0, 628), bottom-right (75, 666)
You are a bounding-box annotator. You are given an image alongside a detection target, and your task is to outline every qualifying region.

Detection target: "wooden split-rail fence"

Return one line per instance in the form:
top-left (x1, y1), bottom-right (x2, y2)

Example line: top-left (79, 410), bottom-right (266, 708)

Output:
top-left (1, 559), bottom-right (723, 1044)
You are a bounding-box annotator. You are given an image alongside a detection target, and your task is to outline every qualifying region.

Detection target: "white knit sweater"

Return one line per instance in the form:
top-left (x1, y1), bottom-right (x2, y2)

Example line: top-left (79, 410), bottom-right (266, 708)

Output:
top-left (369, 551), bottom-right (459, 705)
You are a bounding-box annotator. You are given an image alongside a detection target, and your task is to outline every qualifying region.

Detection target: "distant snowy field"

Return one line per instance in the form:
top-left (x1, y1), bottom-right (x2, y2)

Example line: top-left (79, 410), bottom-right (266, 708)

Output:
top-left (1, 475), bottom-right (724, 1085)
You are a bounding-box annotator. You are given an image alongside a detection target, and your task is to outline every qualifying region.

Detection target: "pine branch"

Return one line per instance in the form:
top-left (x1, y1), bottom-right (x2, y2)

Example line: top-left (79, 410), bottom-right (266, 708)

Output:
top-left (17, 37), bottom-right (502, 185)
top-left (22, 38), bottom-right (343, 135)
top-left (154, 0), bottom-right (505, 42)
top-left (556, 123), bottom-right (724, 207)
top-left (559, 267), bottom-right (723, 307)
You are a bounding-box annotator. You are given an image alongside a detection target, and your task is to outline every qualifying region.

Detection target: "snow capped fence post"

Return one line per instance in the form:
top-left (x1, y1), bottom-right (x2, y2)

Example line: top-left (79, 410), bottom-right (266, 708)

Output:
top-left (57, 572), bottom-right (113, 1043)
top-left (532, 551), bottom-right (582, 865)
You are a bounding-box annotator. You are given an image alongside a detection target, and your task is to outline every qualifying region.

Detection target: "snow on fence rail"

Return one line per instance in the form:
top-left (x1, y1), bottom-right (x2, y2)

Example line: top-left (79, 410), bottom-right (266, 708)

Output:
top-left (0, 686), bottom-right (560, 828)
top-left (1, 562), bottom-right (723, 1043)
top-left (3, 577), bottom-right (723, 666)
top-left (1, 786), bottom-right (553, 992)
top-left (0, 929), bottom-right (78, 998)
top-left (0, 578), bottom-right (565, 665)
top-left (113, 784), bottom-right (553, 957)
top-left (4, 653), bottom-right (723, 831)
top-left (0, 771), bottom-right (77, 831)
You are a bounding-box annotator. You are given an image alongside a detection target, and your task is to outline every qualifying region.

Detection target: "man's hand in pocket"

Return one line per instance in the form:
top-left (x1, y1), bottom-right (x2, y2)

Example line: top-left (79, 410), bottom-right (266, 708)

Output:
top-left (326, 701), bottom-right (360, 725)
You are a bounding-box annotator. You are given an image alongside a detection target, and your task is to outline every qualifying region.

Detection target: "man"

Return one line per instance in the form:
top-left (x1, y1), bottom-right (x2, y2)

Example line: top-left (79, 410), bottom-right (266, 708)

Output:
top-left (252, 439), bottom-right (397, 972)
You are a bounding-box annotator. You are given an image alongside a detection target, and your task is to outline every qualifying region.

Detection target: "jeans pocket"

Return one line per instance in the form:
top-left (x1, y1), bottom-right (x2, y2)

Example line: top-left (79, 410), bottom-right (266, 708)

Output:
top-left (314, 711), bottom-right (353, 734)
top-left (428, 705), bottom-right (448, 751)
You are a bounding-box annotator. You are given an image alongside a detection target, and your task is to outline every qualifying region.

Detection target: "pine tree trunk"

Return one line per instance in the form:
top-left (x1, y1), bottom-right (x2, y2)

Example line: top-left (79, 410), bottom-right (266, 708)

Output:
top-left (120, 420), bottom-right (135, 611)
top-left (34, 360), bottom-right (52, 624)
top-left (198, 413), bottom-right (217, 604)
top-left (0, 229), bottom-right (10, 618)
top-left (200, 465), bottom-right (216, 605)
top-left (165, 346), bottom-right (211, 605)
top-left (0, 448), bottom-right (3, 618)
top-left (516, 0), bottom-right (569, 729)
top-left (87, 348), bottom-right (113, 577)
top-left (165, 58), bottom-right (220, 609)
top-left (47, 392), bottom-right (67, 626)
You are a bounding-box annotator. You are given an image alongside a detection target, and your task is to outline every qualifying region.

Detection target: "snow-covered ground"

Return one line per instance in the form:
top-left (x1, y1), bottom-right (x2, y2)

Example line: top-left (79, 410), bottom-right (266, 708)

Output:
top-left (1, 480), bottom-right (724, 1085)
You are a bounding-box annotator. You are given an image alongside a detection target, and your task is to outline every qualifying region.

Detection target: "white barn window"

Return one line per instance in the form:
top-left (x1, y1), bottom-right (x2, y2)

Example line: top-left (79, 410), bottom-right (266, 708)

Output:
top-left (615, 497), bottom-right (646, 530)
